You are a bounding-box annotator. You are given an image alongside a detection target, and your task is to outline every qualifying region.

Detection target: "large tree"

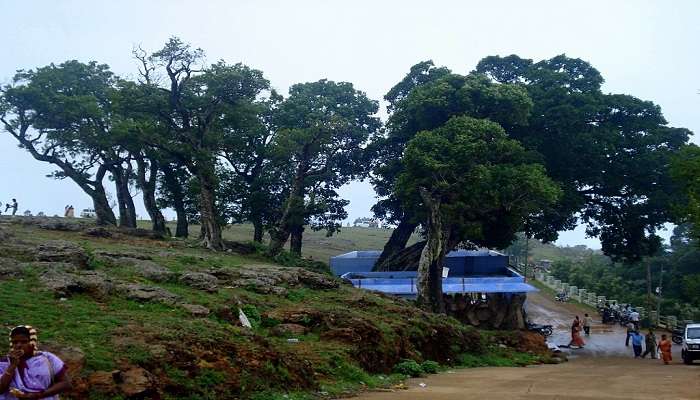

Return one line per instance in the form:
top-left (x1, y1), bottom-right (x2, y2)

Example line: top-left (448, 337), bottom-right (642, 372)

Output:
top-left (0, 61), bottom-right (123, 225)
top-left (133, 38), bottom-right (271, 249)
top-left (267, 80), bottom-right (380, 256)
top-left (371, 68), bottom-right (533, 268)
top-left (397, 116), bottom-right (560, 312)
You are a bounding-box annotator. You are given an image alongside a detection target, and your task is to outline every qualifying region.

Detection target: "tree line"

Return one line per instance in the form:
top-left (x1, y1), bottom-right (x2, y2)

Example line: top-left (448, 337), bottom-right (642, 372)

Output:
top-left (1, 38), bottom-right (696, 313)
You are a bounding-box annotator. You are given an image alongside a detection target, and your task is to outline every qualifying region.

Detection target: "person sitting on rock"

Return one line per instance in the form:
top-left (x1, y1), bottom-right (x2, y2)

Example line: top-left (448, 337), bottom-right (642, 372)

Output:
top-left (0, 326), bottom-right (71, 399)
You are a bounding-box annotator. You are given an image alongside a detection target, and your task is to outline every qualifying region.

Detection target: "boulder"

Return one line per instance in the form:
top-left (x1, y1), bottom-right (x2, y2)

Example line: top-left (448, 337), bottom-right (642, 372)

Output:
top-left (179, 272), bottom-right (219, 292)
top-left (122, 258), bottom-right (175, 283)
top-left (116, 367), bottom-right (158, 398)
top-left (37, 219), bottom-right (88, 232)
top-left (40, 270), bottom-right (114, 299)
top-left (182, 303), bottom-right (211, 317)
top-left (210, 265), bottom-right (338, 293)
top-left (87, 371), bottom-right (118, 394)
top-left (0, 227), bottom-right (13, 241)
top-left (35, 240), bottom-right (89, 268)
top-left (270, 323), bottom-right (308, 337)
top-left (83, 227), bottom-right (113, 238)
top-left (117, 283), bottom-right (180, 305)
top-left (297, 269), bottom-right (340, 289)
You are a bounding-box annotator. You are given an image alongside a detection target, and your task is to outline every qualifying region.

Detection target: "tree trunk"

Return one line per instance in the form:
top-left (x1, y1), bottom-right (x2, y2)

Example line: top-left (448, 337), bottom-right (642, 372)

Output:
top-left (375, 219), bottom-right (417, 270)
top-left (290, 225), bottom-right (304, 256)
top-left (92, 184), bottom-right (117, 226)
top-left (162, 167), bottom-right (189, 238)
top-left (197, 169), bottom-right (224, 250)
top-left (135, 155), bottom-right (167, 235)
top-left (252, 218), bottom-right (264, 243)
top-left (268, 166), bottom-right (306, 256)
top-left (113, 165), bottom-right (137, 228)
top-left (416, 188), bottom-right (446, 314)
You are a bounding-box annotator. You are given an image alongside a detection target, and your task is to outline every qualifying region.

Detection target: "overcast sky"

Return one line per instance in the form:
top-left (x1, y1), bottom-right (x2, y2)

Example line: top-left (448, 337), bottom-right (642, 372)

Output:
top-left (1, 0), bottom-right (698, 248)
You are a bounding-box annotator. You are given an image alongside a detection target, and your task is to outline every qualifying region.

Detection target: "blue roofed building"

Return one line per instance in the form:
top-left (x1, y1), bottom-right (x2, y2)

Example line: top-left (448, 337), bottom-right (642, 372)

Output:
top-left (330, 249), bottom-right (537, 330)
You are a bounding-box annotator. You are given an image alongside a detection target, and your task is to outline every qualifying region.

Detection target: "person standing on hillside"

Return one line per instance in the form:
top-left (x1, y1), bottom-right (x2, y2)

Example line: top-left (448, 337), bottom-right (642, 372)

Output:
top-left (658, 334), bottom-right (673, 365)
top-left (641, 330), bottom-right (657, 359)
top-left (4, 199), bottom-right (18, 216)
top-left (583, 313), bottom-right (593, 335)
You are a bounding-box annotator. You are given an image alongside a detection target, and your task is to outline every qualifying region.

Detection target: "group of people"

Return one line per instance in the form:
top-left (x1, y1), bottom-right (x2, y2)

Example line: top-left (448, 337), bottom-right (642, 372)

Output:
top-left (627, 327), bottom-right (674, 364)
top-left (63, 205), bottom-right (75, 218)
top-left (1, 199), bottom-right (18, 216)
top-left (0, 326), bottom-right (71, 399)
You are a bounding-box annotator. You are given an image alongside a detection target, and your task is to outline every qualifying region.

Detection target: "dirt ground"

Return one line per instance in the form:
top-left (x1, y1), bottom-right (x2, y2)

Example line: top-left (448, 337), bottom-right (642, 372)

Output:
top-left (352, 290), bottom-right (700, 400)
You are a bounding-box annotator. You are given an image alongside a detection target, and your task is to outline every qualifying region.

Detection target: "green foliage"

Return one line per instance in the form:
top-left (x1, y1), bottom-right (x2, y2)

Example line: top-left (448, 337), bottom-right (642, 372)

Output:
top-left (420, 360), bottom-right (440, 374)
top-left (393, 359), bottom-right (424, 377)
top-left (240, 304), bottom-right (262, 328)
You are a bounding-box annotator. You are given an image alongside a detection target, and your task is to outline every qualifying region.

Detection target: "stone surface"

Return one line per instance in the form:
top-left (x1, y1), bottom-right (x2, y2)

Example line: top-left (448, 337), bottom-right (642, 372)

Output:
top-left (209, 265), bottom-right (339, 295)
top-left (182, 303), bottom-right (211, 317)
top-left (35, 240), bottom-right (89, 268)
top-left (116, 367), bottom-right (158, 398)
top-left (0, 257), bottom-right (25, 278)
top-left (126, 258), bottom-right (175, 283)
top-left (179, 272), bottom-right (219, 292)
top-left (40, 270), bottom-right (115, 299)
top-left (117, 283), bottom-right (180, 305)
top-left (83, 226), bottom-right (113, 238)
top-left (270, 323), bottom-right (308, 337)
top-left (42, 343), bottom-right (86, 376)
top-left (94, 250), bottom-right (153, 260)
top-left (87, 371), bottom-right (118, 394)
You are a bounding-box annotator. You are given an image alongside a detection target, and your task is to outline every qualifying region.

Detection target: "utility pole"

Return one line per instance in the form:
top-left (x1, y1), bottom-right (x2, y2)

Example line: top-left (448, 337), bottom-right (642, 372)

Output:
top-left (656, 264), bottom-right (664, 326)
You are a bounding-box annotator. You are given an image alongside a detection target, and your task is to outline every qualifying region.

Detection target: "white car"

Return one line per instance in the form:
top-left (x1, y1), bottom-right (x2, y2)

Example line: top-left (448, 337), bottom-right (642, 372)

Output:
top-left (681, 323), bottom-right (700, 365)
top-left (80, 208), bottom-right (96, 218)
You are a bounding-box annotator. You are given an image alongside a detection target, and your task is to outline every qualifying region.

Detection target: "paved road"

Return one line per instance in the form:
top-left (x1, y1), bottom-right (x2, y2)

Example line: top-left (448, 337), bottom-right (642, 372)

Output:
top-left (351, 290), bottom-right (700, 400)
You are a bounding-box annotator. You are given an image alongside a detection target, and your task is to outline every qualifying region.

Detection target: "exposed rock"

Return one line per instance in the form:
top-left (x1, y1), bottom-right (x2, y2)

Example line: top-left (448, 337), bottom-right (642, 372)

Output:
top-left (0, 227), bottom-right (13, 241)
top-left (209, 265), bottom-right (338, 295)
top-left (87, 371), bottom-right (118, 394)
top-left (117, 283), bottom-right (180, 305)
top-left (111, 258), bottom-right (175, 283)
top-left (19, 261), bottom-right (76, 272)
top-left (182, 303), bottom-right (211, 317)
top-left (94, 250), bottom-right (153, 260)
top-left (40, 270), bottom-right (115, 299)
top-left (179, 272), bottom-right (219, 292)
top-left (37, 219), bottom-right (89, 232)
top-left (83, 226), bottom-right (113, 238)
top-left (116, 227), bottom-right (165, 240)
top-left (35, 240), bottom-right (89, 268)
top-left (270, 323), bottom-right (308, 337)
top-left (116, 367), bottom-right (158, 398)
top-left (0, 257), bottom-right (25, 279)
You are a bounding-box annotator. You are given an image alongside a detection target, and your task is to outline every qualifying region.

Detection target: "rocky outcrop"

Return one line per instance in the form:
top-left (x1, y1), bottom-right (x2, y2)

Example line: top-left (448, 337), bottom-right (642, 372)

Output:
top-left (270, 323), bottom-right (307, 337)
top-left (35, 240), bottom-right (89, 268)
top-left (40, 270), bottom-right (115, 299)
top-left (208, 265), bottom-right (339, 295)
top-left (182, 303), bottom-right (211, 317)
top-left (117, 283), bottom-right (180, 305)
top-left (179, 272), bottom-right (219, 292)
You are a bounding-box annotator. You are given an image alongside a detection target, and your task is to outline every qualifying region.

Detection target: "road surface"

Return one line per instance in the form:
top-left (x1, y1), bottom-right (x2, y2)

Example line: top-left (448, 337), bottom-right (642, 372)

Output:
top-left (352, 290), bottom-right (700, 400)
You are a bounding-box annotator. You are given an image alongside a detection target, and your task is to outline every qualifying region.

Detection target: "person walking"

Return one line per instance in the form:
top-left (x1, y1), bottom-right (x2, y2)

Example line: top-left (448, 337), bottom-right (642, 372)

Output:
top-left (630, 309), bottom-right (640, 330)
top-left (630, 330), bottom-right (644, 358)
top-left (568, 316), bottom-right (585, 348)
top-left (583, 313), bottom-right (593, 335)
top-left (625, 321), bottom-right (635, 346)
top-left (658, 334), bottom-right (673, 365)
top-left (641, 329), bottom-right (657, 359)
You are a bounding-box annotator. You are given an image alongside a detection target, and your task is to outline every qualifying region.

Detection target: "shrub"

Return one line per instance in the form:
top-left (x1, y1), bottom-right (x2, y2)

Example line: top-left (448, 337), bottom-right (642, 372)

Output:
top-left (393, 359), bottom-right (423, 377)
top-left (420, 360), bottom-right (439, 374)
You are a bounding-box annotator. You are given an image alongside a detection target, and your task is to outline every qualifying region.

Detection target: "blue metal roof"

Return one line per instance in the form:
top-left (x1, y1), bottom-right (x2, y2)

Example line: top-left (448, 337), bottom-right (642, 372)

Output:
top-left (342, 274), bottom-right (538, 296)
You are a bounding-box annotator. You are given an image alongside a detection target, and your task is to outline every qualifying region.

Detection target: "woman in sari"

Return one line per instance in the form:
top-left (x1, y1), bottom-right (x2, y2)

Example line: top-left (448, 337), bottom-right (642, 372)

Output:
top-left (658, 334), bottom-right (673, 365)
top-left (0, 326), bottom-right (71, 399)
top-left (568, 316), bottom-right (585, 348)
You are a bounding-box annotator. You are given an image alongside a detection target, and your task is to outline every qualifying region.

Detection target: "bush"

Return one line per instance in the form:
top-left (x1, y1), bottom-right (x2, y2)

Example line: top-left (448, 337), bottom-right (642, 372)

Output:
top-left (241, 304), bottom-right (261, 328)
top-left (420, 360), bottom-right (439, 374)
top-left (393, 359), bottom-right (423, 377)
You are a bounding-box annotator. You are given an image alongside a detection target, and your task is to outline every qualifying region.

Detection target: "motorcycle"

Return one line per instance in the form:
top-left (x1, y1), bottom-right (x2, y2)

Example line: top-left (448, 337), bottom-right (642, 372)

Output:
top-left (555, 292), bottom-right (570, 302)
top-left (672, 328), bottom-right (684, 345)
top-left (527, 322), bottom-right (554, 338)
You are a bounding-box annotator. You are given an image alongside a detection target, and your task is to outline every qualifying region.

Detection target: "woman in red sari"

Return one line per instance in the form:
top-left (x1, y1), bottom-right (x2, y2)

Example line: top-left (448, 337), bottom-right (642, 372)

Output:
top-left (658, 334), bottom-right (673, 365)
top-left (569, 316), bottom-right (585, 348)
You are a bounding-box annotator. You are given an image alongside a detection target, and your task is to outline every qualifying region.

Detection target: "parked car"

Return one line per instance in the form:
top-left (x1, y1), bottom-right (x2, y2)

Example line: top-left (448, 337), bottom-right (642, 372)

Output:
top-left (681, 322), bottom-right (700, 365)
top-left (80, 208), bottom-right (96, 218)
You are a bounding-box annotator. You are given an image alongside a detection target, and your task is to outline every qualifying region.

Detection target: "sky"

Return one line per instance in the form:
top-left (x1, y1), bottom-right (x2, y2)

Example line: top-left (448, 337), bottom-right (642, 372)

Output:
top-left (1, 0), bottom-right (698, 249)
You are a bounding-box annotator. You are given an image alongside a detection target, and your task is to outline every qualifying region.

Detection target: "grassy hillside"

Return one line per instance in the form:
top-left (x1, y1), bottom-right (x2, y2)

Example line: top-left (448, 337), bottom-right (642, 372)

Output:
top-left (1, 217), bottom-right (548, 399)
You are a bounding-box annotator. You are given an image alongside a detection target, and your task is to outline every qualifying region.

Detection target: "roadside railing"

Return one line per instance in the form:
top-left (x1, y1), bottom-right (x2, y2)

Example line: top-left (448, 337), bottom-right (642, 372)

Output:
top-left (532, 270), bottom-right (685, 329)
